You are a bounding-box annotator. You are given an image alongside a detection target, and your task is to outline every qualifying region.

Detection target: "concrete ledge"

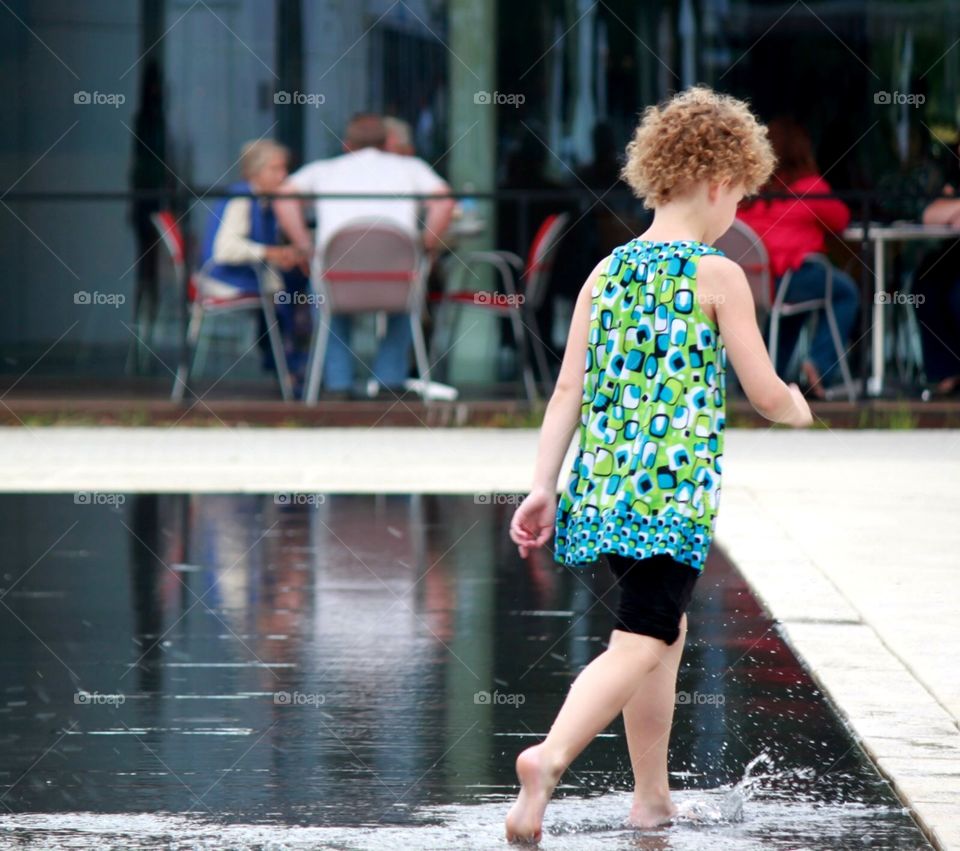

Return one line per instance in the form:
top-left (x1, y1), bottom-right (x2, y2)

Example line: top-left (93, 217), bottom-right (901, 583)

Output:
top-left (718, 431), bottom-right (960, 851)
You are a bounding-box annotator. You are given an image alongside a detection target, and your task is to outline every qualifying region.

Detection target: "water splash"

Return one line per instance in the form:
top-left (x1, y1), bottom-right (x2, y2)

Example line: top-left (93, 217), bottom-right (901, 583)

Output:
top-left (675, 752), bottom-right (818, 825)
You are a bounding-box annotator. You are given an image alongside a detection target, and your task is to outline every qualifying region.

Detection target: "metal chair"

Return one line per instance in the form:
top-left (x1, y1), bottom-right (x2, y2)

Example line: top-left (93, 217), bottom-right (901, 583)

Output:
top-left (303, 221), bottom-right (431, 406)
top-left (770, 253), bottom-right (857, 402)
top-left (892, 268), bottom-right (926, 387)
top-left (718, 219), bottom-right (857, 402)
top-left (714, 218), bottom-right (772, 323)
top-left (163, 214), bottom-right (293, 403)
top-left (126, 211), bottom-right (191, 375)
top-left (428, 212), bottom-right (569, 401)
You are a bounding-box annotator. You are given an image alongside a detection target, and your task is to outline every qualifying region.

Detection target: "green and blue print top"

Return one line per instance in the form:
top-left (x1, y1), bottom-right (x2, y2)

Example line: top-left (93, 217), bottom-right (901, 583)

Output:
top-left (554, 239), bottom-right (726, 572)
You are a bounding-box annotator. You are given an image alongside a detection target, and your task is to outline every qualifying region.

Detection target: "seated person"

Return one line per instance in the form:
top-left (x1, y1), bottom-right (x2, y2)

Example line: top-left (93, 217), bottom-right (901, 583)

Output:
top-left (738, 117), bottom-right (859, 398)
top-left (384, 116), bottom-right (415, 156)
top-left (275, 113), bottom-right (455, 398)
top-left (199, 140), bottom-right (310, 377)
top-left (916, 180), bottom-right (960, 396)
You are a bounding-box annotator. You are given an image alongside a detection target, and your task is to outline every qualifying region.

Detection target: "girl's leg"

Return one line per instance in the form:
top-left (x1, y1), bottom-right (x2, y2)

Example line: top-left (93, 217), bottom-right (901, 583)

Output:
top-left (505, 628), bottom-right (673, 842)
top-left (622, 613), bottom-right (688, 827)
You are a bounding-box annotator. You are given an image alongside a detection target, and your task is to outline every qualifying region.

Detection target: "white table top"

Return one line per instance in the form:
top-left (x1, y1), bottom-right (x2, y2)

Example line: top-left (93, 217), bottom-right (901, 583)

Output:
top-left (843, 222), bottom-right (960, 241)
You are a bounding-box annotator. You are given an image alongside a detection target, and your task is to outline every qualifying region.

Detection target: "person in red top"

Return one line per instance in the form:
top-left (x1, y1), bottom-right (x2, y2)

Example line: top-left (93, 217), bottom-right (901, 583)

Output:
top-left (738, 118), bottom-right (860, 398)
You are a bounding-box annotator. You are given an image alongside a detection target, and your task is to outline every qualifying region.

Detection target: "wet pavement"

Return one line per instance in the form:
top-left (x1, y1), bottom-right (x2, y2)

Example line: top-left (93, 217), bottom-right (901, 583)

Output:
top-left (0, 493), bottom-right (933, 849)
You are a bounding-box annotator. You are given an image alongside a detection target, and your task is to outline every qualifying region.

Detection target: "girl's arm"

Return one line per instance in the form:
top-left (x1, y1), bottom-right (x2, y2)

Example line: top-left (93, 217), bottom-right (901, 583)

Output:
top-left (703, 255), bottom-right (812, 427)
top-left (529, 260), bottom-right (605, 492)
top-left (510, 260), bottom-right (605, 557)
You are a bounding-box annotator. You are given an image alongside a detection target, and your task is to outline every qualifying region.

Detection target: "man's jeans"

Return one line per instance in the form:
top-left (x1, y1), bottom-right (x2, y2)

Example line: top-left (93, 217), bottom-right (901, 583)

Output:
top-left (322, 313), bottom-right (413, 391)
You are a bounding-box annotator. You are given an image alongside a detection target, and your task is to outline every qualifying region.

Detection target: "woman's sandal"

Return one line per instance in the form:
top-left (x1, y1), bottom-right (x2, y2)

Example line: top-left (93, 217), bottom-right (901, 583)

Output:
top-left (799, 361), bottom-right (827, 401)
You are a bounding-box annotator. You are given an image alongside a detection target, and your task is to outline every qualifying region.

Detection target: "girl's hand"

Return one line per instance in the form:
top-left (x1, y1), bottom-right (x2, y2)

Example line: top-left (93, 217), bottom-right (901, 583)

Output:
top-left (509, 487), bottom-right (557, 558)
top-left (787, 382), bottom-right (814, 427)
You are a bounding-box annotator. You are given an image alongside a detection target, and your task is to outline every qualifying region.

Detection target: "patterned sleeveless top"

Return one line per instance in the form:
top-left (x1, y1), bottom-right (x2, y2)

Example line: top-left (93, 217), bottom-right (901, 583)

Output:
top-left (553, 238), bottom-right (726, 572)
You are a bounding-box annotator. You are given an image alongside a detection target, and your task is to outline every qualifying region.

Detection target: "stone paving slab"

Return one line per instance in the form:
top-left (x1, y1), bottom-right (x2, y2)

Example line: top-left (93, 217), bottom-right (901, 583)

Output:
top-left (0, 426), bottom-right (957, 847)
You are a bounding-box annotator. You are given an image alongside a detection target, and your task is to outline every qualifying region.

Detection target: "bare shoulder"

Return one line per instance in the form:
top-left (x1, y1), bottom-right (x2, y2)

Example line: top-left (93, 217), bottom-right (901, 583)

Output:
top-left (698, 253), bottom-right (748, 286)
top-left (578, 255), bottom-right (613, 300)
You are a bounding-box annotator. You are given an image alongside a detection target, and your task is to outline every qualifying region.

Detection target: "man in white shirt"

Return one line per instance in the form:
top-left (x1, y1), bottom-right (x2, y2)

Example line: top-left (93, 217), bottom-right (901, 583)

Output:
top-left (275, 113), bottom-right (454, 398)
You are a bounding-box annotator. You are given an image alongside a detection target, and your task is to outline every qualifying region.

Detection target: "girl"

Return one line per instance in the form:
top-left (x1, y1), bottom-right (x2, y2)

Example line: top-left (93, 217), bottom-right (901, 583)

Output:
top-left (505, 87), bottom-right (813, 843)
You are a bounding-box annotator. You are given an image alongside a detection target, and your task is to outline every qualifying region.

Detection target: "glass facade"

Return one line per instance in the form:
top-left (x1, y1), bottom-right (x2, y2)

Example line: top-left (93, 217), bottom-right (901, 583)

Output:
top-left (1, 0), bottom-right (957, 392)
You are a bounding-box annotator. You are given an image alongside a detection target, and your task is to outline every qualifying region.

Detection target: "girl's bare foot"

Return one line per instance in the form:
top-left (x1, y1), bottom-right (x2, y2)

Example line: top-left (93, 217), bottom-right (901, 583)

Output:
top-left (505, 744), bottom-right (562, 843)
top-left (628, 794), bottom-right (677, 829)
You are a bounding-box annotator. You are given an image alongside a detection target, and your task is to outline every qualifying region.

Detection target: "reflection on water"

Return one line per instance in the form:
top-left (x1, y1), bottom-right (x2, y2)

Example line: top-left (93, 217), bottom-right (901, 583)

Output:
top-left (0, 494), bottom-right (931, 849)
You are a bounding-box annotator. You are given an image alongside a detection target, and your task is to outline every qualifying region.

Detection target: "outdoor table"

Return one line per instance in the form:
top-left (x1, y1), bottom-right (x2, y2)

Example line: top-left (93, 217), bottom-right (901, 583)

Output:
top-left (446, 216), bottom-right (487, 240)
top-left (842, 222), bottom-right (959, 396)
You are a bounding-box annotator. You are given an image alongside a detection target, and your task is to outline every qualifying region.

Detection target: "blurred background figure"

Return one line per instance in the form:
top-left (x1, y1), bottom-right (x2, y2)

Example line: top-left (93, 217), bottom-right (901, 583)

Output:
top-left (738, 117), bottom-right (860, 398)
top-left (276, 113), bottom-right (454, 398)
top-left (384, 117), bottom-right (416, 156)
top-left (916, 152), bottom-right (960, 397)
top-left (199, 140), bottom-right (311, 385)
top-left (127, 59), bottom-right (170, 373)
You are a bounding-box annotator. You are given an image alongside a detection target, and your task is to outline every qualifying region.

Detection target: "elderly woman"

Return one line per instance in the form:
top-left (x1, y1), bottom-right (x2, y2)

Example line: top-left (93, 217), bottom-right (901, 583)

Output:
top-left (199, 140), bottom-right (310, 379)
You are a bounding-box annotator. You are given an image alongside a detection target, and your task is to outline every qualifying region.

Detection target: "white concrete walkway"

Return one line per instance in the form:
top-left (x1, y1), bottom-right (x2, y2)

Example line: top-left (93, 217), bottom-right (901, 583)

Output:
top-left (0, 427), bottom-right (957, 848)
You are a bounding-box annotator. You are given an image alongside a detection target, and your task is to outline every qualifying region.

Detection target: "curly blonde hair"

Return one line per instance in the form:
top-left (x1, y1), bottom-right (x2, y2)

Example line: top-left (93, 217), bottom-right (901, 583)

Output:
top-left (621, 86), bottom-right (775, 208)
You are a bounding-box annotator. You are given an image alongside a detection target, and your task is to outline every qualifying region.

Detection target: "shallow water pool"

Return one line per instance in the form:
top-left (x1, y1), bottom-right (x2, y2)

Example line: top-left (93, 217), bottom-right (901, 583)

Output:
top-left (0, 493), bottom-right (932, 849)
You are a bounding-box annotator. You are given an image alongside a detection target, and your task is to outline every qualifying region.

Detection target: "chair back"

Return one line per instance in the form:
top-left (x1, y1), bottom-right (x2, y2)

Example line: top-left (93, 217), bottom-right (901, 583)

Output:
top-left (152, 210), bottom-right (186, 268)
top-left (523, 213), bottom-right (569, 310)
top-left (316, 221), bottom-right (424, 314)
top-left (714, 219), bottom-right (772, 313)
top-left (151, 211), bottom-right (197, 302)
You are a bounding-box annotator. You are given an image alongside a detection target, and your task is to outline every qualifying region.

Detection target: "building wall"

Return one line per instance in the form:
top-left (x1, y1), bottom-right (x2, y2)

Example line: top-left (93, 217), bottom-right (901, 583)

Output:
top-left (0, 0), bottom-right (139, 353)
top-left (0, 0), bottom-right (449, 369)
